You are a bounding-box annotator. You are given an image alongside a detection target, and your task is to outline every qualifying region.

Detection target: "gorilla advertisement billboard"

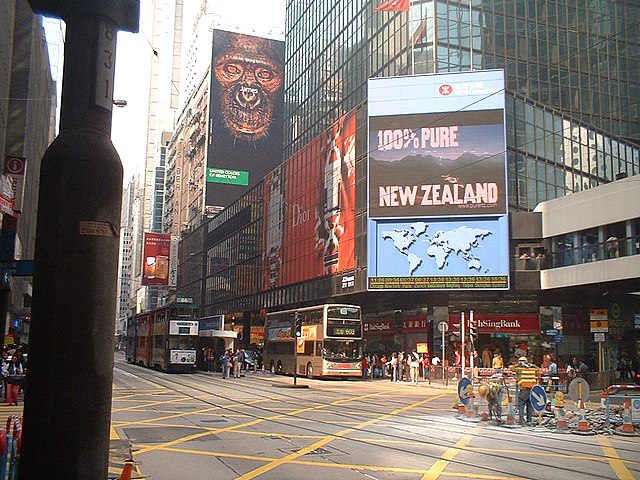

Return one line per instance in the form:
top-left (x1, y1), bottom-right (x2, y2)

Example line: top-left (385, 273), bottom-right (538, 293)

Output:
top-left (261, 112), bottom-right (357, 289)
top-left (206, 30), bottom-right (285, 209)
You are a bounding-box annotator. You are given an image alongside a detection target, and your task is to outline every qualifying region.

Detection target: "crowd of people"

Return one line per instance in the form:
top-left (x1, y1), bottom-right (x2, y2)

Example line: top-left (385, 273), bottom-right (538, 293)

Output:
top-left (359, 351), bottom-right (433, 383)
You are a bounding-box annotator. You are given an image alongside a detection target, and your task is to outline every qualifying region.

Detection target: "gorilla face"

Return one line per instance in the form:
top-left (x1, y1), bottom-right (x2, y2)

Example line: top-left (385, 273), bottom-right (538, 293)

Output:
top-left (214, 35), bottom-right (283, 142)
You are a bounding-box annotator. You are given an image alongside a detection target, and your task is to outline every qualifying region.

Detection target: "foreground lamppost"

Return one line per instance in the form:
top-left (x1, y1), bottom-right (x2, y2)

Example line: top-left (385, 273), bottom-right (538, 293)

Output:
top-left (20, 2), bottom-right (139, 478)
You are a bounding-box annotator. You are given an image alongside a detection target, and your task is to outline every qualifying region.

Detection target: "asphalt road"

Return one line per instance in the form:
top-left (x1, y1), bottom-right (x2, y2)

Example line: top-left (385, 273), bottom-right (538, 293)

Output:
top-left (111, 356), bottom-right (640, 480)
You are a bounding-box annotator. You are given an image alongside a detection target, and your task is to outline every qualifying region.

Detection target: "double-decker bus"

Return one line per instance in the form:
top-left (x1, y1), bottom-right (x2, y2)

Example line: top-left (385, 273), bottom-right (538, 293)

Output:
top-left (263, 304), bottom-right (363, 378)
top-left (125, 299), bottom-right (199, 372)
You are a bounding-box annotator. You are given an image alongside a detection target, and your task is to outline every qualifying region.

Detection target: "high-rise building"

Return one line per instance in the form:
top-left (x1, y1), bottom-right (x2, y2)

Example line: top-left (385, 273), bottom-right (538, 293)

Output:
top-left (286, 1), bottom-right (639, 183)
top-left (193, 0), bottom-right (639, 369)
top-left (0, 2), bottom-right (54, 344)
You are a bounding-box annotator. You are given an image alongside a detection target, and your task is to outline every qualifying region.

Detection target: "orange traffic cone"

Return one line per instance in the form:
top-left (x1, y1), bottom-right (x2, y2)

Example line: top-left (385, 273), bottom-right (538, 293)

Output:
top-left (576, 400), bottom-right (591, 433)
top-left (621, 398), bottom-right (634, 434)
top-left (600, 390), bottom-right (607, 409)
top-left (118, 459), bottom-right (134, 480)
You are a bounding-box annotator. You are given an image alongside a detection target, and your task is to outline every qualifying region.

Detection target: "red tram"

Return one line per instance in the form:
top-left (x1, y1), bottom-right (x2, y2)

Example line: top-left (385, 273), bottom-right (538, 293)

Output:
top-left (125, 299), bottom-right (199, 372)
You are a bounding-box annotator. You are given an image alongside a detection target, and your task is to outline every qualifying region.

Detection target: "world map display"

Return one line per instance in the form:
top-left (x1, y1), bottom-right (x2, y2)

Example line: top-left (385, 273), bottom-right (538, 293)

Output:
top-left (370, 218), bottom-right (508, 278)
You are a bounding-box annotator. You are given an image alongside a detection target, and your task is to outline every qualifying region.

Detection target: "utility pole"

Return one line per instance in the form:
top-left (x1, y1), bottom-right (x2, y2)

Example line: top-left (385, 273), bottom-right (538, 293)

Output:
top-left (20, 2), bottom-right (139, 479)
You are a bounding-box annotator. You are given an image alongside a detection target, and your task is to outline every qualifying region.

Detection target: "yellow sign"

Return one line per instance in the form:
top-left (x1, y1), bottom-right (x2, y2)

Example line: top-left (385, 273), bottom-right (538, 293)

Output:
top-left (4, 335), bottom-right (14, 346)
top-left (590, 320), bottom-right (609, 333)
top-left (296, 338), bottom-right (305, 354)
top-left (416, 342), bottom-right (429, 353)
top-left (589, 309), bottom-right (608, 317)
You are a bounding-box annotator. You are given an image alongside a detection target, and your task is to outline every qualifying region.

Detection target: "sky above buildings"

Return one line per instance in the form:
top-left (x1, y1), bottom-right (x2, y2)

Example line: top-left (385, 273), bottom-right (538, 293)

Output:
top-left (111, 0), bottom-right (286, 184)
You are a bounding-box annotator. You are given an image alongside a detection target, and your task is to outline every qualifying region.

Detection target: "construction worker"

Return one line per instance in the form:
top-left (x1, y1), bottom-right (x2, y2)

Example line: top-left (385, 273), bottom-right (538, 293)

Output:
top-left (486, 380), bottom-right (503, 420)
top-left (513, 356), bottom-right (538, 426)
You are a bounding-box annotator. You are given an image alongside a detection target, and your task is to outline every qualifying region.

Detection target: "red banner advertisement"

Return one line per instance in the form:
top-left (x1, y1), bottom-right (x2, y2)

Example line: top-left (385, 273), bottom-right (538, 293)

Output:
top-left (142, 233), bottom-right (172, 286)
top-left (280, 111), bottom-right (356, 284)
top-left (449, 313), bottom-right (540, 334)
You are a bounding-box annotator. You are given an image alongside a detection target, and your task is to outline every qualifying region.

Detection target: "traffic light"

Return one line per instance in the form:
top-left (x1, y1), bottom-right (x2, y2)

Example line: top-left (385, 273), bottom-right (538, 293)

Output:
top-left (468, 314), bottom-right (477, 341)
top-left (294, 314), bottom-right (302, 338)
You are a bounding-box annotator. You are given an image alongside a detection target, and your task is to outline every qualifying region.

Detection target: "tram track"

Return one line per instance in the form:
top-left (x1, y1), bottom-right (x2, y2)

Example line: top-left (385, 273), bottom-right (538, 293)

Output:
top-left (113, 360), bottom-right (639, 480)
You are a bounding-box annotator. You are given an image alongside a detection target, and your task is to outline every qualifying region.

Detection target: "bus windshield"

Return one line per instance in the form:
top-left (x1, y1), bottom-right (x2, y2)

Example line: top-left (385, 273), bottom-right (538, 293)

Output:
top-left (319, 339), bottom-right (363, 360)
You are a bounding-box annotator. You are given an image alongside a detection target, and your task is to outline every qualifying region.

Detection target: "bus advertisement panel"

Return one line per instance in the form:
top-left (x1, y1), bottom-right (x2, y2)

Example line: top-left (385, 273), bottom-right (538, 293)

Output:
top-left (263, 304), bottom-right (363, 378)
top-left (367, 71), bottom-right (509, 291)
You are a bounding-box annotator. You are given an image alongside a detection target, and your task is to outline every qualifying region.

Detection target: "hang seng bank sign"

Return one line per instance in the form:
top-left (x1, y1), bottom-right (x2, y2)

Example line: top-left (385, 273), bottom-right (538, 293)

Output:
top-left (449, 313), bottom-right (540, 334)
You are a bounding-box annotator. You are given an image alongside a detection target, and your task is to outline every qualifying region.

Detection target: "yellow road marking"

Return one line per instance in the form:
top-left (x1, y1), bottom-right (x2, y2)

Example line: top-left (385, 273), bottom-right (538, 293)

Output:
top-left (468, 446), bottom-right (640, 466)
top-left (133, 390), bottom-right (392, 456)
top-left (234, 392), bottom-right (450, 480)
top-left (598, 436), bottom-right (636, 480)
top-left (420, 430), bottom-right (476, 480)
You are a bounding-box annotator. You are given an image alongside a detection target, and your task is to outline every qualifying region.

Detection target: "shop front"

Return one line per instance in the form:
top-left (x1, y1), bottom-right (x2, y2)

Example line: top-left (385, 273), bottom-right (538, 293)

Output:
top-left (448, 312), bottom-right (541, 367)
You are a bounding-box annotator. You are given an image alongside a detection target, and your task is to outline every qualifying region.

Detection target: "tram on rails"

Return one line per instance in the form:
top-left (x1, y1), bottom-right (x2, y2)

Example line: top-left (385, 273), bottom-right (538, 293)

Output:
top-left (125, 299), bottom-right (199, 372)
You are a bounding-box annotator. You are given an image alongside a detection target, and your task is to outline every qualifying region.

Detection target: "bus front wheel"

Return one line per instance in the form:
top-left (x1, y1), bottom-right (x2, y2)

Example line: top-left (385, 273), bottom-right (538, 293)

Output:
top-left (306, 363), bottom-right (314, 379)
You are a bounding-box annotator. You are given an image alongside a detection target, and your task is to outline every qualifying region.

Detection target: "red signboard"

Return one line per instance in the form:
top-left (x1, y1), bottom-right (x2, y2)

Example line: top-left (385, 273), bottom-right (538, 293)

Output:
top-left (449, 313), bottom-right (540, 334)
top-left (142, 233), bottom-right (172, 286)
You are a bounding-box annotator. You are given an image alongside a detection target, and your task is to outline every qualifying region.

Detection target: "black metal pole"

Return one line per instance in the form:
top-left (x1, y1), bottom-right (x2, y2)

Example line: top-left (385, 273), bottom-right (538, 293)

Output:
top-left (20, 2), bottom-right (138, 478)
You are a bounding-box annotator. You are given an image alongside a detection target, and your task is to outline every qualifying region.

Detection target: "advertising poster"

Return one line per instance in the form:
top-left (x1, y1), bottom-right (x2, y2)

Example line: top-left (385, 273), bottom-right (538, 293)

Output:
top-left (280, 111), bottom-right (357, 285)
top-left (142, 233), bottom-right (172, 286)
top-left (367, 71), bottom-right (509, 290)
top-left (261, 165), bottom-right (285, 290)
top-left (206, 30), bottom-right (285, 209)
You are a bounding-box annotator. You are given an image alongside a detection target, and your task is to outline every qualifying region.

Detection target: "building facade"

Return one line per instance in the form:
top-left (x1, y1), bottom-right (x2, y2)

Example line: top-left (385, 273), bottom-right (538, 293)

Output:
top-left (185, 0), bottom-right (639, 377)
top-left (0, 1), bottom-right (54, 346)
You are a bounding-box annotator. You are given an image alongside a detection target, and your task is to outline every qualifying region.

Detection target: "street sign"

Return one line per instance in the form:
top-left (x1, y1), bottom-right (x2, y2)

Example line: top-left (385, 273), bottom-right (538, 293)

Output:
top-left (590, 320), bottom-right (609, 333)
top-left (530, 385), bottom-right (547, 412)
top-left (632, 398), bottom-right (640, 422)
top-left (568, 378), bottom-right (590, 403)
top-left (438, 321), bottom-right (448, 333)
top-left (545, 329), bottom-right (558, 336)
top-left (593, 333), bottom-right (605, 342)
top-left (553, 334), bottom-right (564, 345)
top-left (457, 377), bottom-right (472, 406)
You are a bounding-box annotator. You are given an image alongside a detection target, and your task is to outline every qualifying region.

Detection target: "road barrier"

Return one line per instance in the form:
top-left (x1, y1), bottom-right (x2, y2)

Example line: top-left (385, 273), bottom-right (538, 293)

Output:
top-left (0, 416), bottom-right (22, 480)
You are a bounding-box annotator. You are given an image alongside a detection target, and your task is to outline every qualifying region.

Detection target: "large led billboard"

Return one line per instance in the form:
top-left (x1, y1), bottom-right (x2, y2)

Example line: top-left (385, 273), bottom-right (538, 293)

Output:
top-left (367, 71), bottom-right (509, 290)
top-left (261, 111), bottom-right (357, 288)
top-left (206, 30), bottom-right (285, 209)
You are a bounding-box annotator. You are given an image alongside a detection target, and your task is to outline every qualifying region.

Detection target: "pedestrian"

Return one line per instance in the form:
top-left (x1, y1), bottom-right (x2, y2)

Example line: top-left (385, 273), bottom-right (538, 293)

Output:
top-left (513, 356), bottom-right (538, 426)
top-left (422, 353), bottom-right (430, 383)
top-left (492, 351), bottom-right (503, 373)
top-left (397, 351), bottom-right (405, 382)
top-left (233, 349), bottom-right (244, 378)
top-left (409, 352), bottom-right (420, 384)
top-left (547, 355), bottom-right (559, 388)
top-left (361, 356), bottom-right (369, 380)
top-left (219, 350), bottom-right (231, 379)
top-left (206, 347), bottom-right (216, 373)
top-left (617, 357), bottom-right (627, 381)
top-left (482, 347), bottom-right (492, 368)
top-left (390, 352), bottom-right (398, 382)
top-left (578, 359), bottom-right (589, 377)
top-left (4, 355), bottom-right (24, 406)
